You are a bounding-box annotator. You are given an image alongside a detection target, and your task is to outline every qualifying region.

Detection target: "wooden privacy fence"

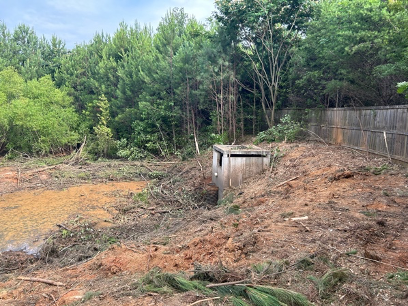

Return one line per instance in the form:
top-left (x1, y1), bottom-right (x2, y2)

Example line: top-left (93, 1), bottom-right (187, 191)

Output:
top-left (276, 105), bottom-right (408, 163)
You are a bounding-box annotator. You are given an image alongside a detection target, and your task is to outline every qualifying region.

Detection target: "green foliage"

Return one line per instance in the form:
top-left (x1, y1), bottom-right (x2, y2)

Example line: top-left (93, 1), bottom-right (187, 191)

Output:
top-left (135, 268), bottom-right (314, 306)
top-left (308, 268), bottom-right (349, 299)
top-left (226, 204), bottom-right (241, 215)
top-left (254, 286), bottom-right (314, 306)
top-left (215, 0), bottom-right (315, 127)
top-left (359, 210), bottom-right (377, 217)
top-left (255, 115), bottom-right (302, 144)
top-left (148, 171), bottom-right (168, 180)
top-left (232, 297), bottom-right (252, 306)
top-left (270, 147), bottom-right (284, 170)
top-left (133, 189), bottom-right (149, 203)
top-left (246, 287), bottom-right (284, 306)
top-left (216, 285), bottom-right (247, 297)
top-left (0, 23), bottom-right (67, 80)
top-left (116, 138), bottom-right (152, 160)
top-left (397, 81), bottom-right (408, 99)
top-left (228, 285), bottom-right (313, 306)
top-left (252, 261), bottom-right (285, 277)
top-left (61, 229), bottom-right (71, 238)
top-left (290, 0), bottom-right (408, 107)
top-left (89, 95), bottom-right (116, 158)
top-left (209, 132), bottom-right (229, 145)
top-left (2, 0), bottom-right (404, 158)
top-left (364, 164), bottom-right (389, 175)
top-left (136, 267), bottom-right (212, 295)
top-left (82, 291), bottom-right (102, 302)
top-left (99, 235), bottom-right (118, 245)
top-left (387, 270), bottom-right (408, 286)
top-left (345, 249), bottom-right (358, 256)
top-left (218, 193), bottom-right (234, 206)
top-left (295, 257), bottom-right (314, 270)
top-left (0, 68), bottom-right (79, 155)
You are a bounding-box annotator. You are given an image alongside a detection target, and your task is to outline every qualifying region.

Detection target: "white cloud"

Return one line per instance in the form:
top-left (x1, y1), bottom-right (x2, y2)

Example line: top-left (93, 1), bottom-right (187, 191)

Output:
top-left (21, 12), bottom-right (70, 32)
top-left (45, 0), bottom-right (108, 14)
top-left (0, 0), bottom-right (216, 48)
top-left (170, 0), bottom-right (215, 22)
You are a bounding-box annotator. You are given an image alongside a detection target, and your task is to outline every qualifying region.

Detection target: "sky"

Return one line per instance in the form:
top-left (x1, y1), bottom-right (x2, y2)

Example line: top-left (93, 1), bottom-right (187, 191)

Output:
top-left (0, 0), bottom-right (217, 49)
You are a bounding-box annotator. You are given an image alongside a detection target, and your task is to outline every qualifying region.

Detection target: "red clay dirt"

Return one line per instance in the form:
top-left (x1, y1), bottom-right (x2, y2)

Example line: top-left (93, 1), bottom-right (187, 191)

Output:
top-left (0, 141), bottom-right (407, 305)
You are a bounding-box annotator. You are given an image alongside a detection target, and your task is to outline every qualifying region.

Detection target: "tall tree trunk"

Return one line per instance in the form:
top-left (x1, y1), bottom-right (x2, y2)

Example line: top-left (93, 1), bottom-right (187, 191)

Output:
top-left (170, 47), bottom-right (176, 153)
top-left (191, 108), bottom-right (200, 155)
top-left (220, 64), bottom-right (224, 136)
top-left (253, 76), bottom-right (256, 135)
top-left (186, 75), bottom-right (191, 136)
top-left (240, 94), bottom-right (244, 138)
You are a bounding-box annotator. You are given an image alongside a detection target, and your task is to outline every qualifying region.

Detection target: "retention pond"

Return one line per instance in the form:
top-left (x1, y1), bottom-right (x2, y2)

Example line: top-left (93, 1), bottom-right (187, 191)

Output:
top-left (0, 181), bottom-right (146, 254)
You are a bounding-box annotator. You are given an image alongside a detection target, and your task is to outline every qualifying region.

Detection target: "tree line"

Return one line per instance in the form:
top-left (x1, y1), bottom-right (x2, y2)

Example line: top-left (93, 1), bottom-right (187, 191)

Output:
top-left (0, 0), bottom-right (407, 157)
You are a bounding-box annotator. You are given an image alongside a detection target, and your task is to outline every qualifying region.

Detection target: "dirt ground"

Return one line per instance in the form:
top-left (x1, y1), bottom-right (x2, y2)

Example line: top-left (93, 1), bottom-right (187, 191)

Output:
top-left (0, 141), bottom-right (407, 306)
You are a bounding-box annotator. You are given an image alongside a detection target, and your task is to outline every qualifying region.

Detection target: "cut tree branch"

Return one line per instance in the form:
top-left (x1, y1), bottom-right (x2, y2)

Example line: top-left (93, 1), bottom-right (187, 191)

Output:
top-left (275, 176), bottom-right (299, 188)
top-left (17, 276), bottom-right (65, 286)
top-left (206, 280), bottom-right (247, 288)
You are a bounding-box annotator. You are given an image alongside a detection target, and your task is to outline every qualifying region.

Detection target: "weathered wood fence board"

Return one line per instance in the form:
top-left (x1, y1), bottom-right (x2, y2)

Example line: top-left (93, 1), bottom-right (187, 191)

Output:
top-left (276, 105), bottom-right (408, 163)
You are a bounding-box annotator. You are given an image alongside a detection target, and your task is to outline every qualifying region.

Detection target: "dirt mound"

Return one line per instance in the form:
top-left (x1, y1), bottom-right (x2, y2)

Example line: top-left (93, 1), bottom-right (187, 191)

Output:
top-left (1, 142), bottom-right (407, 305)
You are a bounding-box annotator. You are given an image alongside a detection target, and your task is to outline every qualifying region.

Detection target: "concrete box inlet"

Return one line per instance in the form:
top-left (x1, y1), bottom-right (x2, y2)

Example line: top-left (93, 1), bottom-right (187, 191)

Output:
top-left (212, 145), bottom-right (270, 199)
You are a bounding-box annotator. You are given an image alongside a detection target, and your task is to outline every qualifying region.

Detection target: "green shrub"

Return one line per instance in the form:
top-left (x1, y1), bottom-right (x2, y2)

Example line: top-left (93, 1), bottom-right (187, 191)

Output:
top-left (116, 138), bottom-right (151, 160)
top-left (397, 81), bottom-right (408, 99)
top-left (255, 115), bottom-right (302, 144)
top-left (0, 68), bottom-right (79, 155)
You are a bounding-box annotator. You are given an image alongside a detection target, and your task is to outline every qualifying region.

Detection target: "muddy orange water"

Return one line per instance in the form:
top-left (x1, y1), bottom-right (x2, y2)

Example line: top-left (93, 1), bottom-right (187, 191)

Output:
top-left (0, 181), bottom-right (146, 253)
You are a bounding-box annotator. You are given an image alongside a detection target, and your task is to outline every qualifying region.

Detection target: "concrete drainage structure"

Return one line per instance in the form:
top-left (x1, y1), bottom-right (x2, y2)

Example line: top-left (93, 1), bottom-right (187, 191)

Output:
top-left (212, 145), bottom-right (271, 199)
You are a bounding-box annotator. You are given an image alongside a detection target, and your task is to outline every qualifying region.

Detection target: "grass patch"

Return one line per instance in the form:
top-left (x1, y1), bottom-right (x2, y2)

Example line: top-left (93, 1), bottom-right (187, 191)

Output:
top-left (82, 291), bottom-right (102, 302)
top-left (1, 153), bottom-right (67, 167)
top-left (387, 271), bottom-right (408, 285)
top-left (77, 172), bottom-right (91, 180)
top-left (133, 189), bottom-right (149, 203)
top-left (147, 170), bottom-right (168, 179)
top-left (359, 210), bottom-right (377, 217)
top-left (364, 164), bottom-right (389, 175)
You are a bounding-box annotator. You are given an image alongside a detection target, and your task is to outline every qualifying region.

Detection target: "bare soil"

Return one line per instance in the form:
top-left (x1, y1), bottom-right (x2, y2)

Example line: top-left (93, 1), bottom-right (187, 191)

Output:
top-left (0, 141), bottom-right (407, 306)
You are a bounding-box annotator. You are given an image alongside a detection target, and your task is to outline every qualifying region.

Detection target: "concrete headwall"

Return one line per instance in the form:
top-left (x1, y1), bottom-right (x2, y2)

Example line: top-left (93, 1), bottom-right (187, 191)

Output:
top-left (212, 145), bottom-right (270, 198)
